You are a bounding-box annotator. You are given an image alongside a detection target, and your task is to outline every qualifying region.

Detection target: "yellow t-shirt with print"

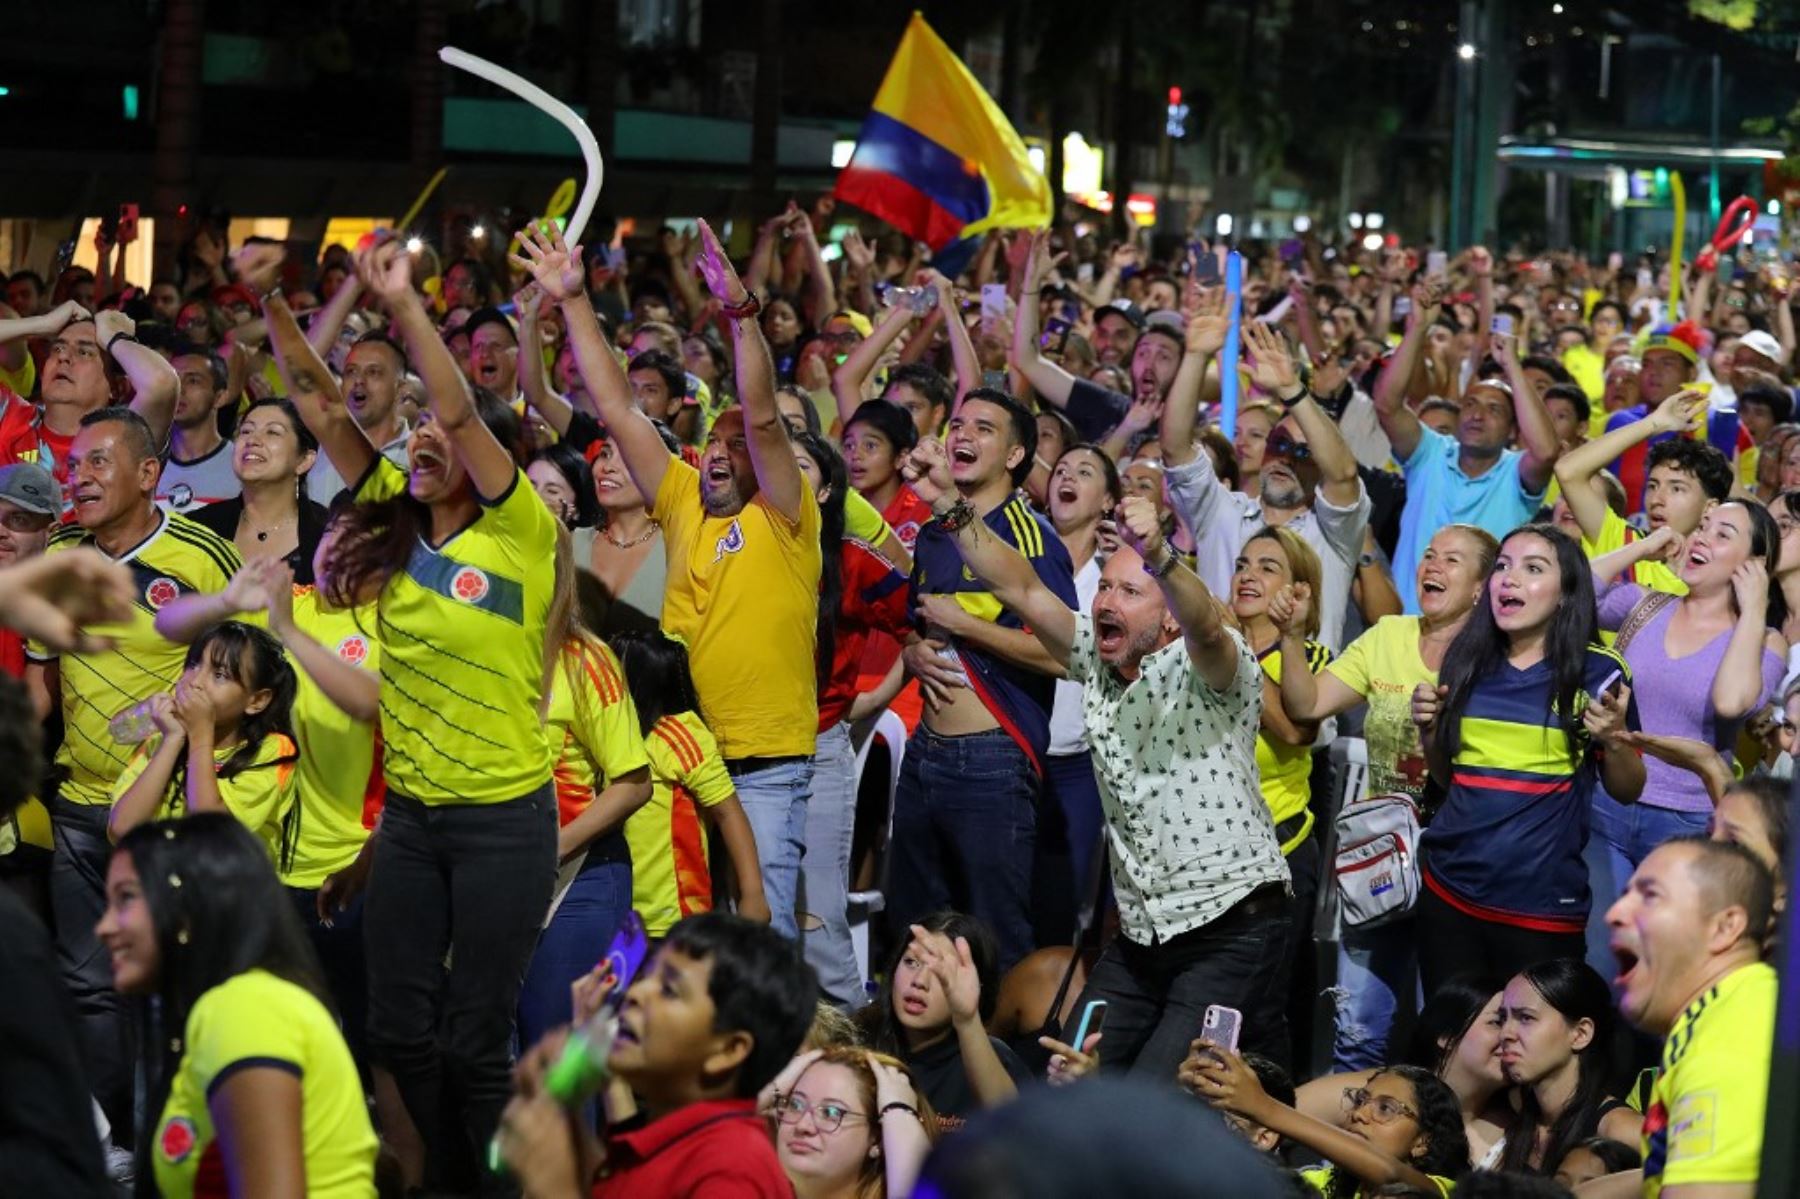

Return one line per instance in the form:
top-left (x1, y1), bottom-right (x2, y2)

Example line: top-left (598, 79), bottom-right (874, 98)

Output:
top-left (111, 733), bottom-right (299, 866)
top-left (31, 512), bottom-right (242, 805)
top-left (652, 456), bottom-right (822, 758)
top-left (548, 635), bottom-right (649, 827)
top-left (1256, 638), bottom-right (1330, 854)
top-left (1642, 961), bottom-right (1775, 1197)
top-left (627, 711), bottom-right (736, 937)
top-left (1301, 1166), bottom-right (1452, 1196)
top-left (152, 969), bottom-right (376, 1198)
top-left (355, 460), bottom-right (557, 804)
top-left (1325, 616), bottom-right (1436, 802)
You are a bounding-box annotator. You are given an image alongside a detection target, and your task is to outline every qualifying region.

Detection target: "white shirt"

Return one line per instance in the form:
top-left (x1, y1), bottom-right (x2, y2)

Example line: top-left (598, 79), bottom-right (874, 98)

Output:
top-left (1067, 616), bottom-right (1289, 945)
top-left (1164, 455), bottom-right (1371, 652)
top-left (1048, 553), bottom-right (1103, 756)
top-left (307, 426), bottom-right (410, 505)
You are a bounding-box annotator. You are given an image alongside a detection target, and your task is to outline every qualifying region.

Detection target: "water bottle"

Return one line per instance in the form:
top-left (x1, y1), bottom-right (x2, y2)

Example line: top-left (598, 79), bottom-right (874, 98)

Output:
top-left (108, 698), bottom-right (164, 744)
top-left (876, 283), bottom-right (939, 316)
top-left (487, 1009), bottom-right (620, 1174)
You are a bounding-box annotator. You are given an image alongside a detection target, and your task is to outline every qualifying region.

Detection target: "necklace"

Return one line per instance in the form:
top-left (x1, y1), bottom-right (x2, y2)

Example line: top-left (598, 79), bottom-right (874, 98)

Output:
top-left (603, 518), bottom-right (659, 549)
top-left (241, 510), bottom-right (295, 543)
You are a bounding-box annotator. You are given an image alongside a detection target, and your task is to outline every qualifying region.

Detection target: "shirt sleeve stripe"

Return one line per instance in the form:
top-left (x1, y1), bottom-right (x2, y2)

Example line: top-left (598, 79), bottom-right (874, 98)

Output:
top-left (654, 717), bottom-right (704, 771)
top-left (204, 1055), bottom-right (303, 1101)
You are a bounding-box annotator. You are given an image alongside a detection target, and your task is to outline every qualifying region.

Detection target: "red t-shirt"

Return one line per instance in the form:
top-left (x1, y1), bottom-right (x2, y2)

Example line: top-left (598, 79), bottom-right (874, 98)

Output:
top-left (593, 1098), bottom-right (788, 1199)
top-left (0, 391), bottom-right (75, 520)
top-left (819, 538), bottom-right (912, 731)
top-left (855, 483), bottom-right (935, 731)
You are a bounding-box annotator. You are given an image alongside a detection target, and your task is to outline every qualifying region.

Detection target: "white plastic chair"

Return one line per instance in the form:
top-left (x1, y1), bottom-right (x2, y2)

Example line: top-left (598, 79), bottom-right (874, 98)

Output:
top-left (846, 708), bottom-right (907, 991)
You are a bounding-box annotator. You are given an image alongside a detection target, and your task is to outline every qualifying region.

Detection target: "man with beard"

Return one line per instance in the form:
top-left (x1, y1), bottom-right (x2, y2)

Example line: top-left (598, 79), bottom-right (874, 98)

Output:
top-left (1161, 302), bottom-right (1370, 653)
top-left (904, 450), bottom-right (1291, 1077)
top-left (519, 217), bottom-right (820, 939)
top-left (1580, 838), bottom-right (1775, 1198)
top-left (0, 305), bottom-right (178, 515)
top-left (0, 463), bottom-right (57, 678)
top-left (1012, 233), bottom-right (1166, 443)
top-left (305, 331), bottom-right (411, 503)
top-left (1374, 280), bottom-right (1562, 612)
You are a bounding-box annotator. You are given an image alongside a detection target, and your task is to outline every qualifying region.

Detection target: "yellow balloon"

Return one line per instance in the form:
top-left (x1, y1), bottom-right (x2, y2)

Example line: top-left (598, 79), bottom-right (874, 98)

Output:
top-left (545, 178), bottom-right (578, 219)
top-left (1669, 172), bottom-right (1687, 320)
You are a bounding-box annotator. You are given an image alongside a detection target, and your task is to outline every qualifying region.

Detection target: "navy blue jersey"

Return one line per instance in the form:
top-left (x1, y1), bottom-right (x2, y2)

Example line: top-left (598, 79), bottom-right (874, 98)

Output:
top-left (909, 493), bottom-right (1077, 770)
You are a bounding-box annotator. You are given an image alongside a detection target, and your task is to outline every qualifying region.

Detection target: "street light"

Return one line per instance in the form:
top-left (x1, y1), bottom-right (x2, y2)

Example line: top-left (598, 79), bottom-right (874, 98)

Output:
top-left (1293, 215), bottom-right (1312, 233)
top-left (1348, 212), bottom-right (1364, 229)
top-left (1362, 233), bottom-right (1384, 251)
top-left (1215, 214), bottom-right (1234, 237)
top-left (1366, 212), bottom-right (1386, 230)
top-left (1457, 42), bottom-right (1477, 60)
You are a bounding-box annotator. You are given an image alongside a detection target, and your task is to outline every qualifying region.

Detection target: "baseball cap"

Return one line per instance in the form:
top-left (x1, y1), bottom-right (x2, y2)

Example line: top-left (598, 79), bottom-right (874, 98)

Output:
top-left (0, 462), bottom-right (60, 516)
top-left (1738, 329), bottom-right (1783, 365)
top-left (463, 306), bottom-right (519, 344)
top-left (1095, 299), bottom-right (1147, 332)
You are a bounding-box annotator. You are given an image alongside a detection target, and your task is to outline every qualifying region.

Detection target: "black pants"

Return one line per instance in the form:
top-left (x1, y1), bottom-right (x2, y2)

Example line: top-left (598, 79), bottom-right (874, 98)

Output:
top-left (1416, 884), bottom-right (1584, 1000)
top-left (287, 885), bottom-right (369, 1073)
top-left (1075, 884), bottom-right (1294, 1081)
top-left (364, 787), bottom-right (558, 1196)
top-left (48, 796), bottom-right (135, 1144)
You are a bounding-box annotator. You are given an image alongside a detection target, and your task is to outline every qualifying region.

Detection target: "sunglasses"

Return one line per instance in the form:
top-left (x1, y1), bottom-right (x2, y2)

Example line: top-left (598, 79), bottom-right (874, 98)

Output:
top-left (1265, 432), bottom-right (1313, 462)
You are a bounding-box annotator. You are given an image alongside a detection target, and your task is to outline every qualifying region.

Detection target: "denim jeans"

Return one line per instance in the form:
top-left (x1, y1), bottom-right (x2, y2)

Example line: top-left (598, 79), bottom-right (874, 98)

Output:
top-left (518, 832), bottom-right (632, 1050)
top-left (47, 797), bottom-right (135, 1144)
top-left (1076, 887), bottom-right (1294, 1079)
top-left (364, 786), bottom-right (557, 1196)
top-left (1331, 915), bottom-right (1418, 1072)
top-left (800, 723), bottom-right (864, 1007)
top-left (730, 756), bottom-right (812, 940)
top-left (1034, 750), bottom-right (1108, 947)
top-left (287, 884), bottom-right (369, 1071)
top-left (1583, 800), bottom-right (1711, 982)
top-left (888, 726), bottom-right (1039, 973)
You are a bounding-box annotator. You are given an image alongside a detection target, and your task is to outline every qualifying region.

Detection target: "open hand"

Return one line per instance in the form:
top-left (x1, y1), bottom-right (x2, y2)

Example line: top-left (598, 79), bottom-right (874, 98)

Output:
top-left (1243, 320), bottom-right (1298, 395)
top-left (909, 925), bottom-right (981, 1025)
top-left (0, 549), bottom-right (136, 653)
top-left (1649, 388), bottom-right (1707, 435)
top-left (1183, 285), bottom-right (1228, 358)
top-left (509, 221), bottom-right (586, 303)
top-left (693, 219), bottom-right (749, 306)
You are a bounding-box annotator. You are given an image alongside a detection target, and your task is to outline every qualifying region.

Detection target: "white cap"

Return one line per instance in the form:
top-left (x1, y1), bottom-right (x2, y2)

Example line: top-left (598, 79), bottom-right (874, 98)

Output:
top-left (1737, 329), bottom-right (1783, 365)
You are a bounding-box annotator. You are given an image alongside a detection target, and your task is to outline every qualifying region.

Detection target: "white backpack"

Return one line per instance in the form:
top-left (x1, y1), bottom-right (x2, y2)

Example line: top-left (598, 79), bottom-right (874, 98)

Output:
top-left (1332, 792), bottom-right (1422, 928)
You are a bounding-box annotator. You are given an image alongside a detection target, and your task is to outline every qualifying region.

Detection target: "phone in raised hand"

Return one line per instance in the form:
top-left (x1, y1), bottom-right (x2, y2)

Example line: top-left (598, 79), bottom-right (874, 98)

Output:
top-left (1490, 313), bottom-right (1514, 337)
top-left (1070, 999), bottom-right (1107, 1050)
top-left (1426, 249), bottom-right (1448, 278)
top-left (1199, 1004), bottom-right (1243, 1055)
top-left (980, 283), bottom-right (1008, 323)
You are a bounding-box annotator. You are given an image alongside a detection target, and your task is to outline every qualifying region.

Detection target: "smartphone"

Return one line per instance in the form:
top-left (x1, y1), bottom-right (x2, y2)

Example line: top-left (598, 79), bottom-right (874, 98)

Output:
top-left (1199, 1004), bottom-right (1243, 1054)
top-left (1194, 252), bottom-right (1222, 287)
top-left (1041, 315), bottom-right (1072, 353)
top-left (601, 910), bottom-right (650, 1003)
top-left (1070, 999), bottom-right (1107, 1050)
top-left (1077, 262), bottom-right (1095, 284)
top-left (1426, 249), bottom-right (1448, 278)
top-left (1279, 238), bottom-right (1305, 268)
top-left (1636, 267), bottom-right (1654, 291)
top-left (1607, 251), bottom-right (1623, 272)
top-left (1490, 313), bottom-right (1514, 337)
top-left (980, 283), bottom-right (1008, 323)
top-left (1393, 297), bottom-right (1412, 318)
top-left (982, 368), bottom-right (1008, 391)
top-left (1595, 668), bottom-right (1626, 702)
top-left (118, 203), bottom-right (140, 243)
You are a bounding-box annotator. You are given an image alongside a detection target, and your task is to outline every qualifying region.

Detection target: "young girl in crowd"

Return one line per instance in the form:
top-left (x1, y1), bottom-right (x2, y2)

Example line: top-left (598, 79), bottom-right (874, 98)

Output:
top-left (1190, 1047), bottom-right (1470, 1197)
top-left (98, 814), bottom-right (376, 1195)
top-left (1297, 974), bottom-right (1512, 1168)
top-left (1552, 1137), bottom-right (1642, 1190)
top-left (609, 629), bottom-right (771, 933)
top-left (1412, 524), bottom-right (1643, 993)
top-left (797, 430), bottom-right (913, 1006)
top-left (1494, 958), bottom-right (1638, 1175)
top-left (256, 236), bottom-right (563, 1192)
top-left (519, 532), bottom-right (654, 1047)
top-left (108, 621), bottom-right (300, 865)
top-left (858, 910), bottom-right (1033, 1124)
top-left (1274, 523), bottom-right (1498, 1069)
top-left (762, 1046), bottom-right (939, 1199)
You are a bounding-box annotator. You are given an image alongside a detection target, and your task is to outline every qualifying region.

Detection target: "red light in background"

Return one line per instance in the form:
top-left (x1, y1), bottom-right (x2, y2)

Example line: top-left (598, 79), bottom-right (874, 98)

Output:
top-left (1168, 86), bottom-right (1182, 106)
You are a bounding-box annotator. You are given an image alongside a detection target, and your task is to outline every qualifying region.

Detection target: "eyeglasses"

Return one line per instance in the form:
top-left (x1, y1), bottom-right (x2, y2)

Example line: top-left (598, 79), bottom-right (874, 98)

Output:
top-left (1265, 433), bottom-right (1313, 462)
top-left (775, 1093), bottom-right (869, 1134)
top-left (1341, 1087), bottom-right (1418, 1126)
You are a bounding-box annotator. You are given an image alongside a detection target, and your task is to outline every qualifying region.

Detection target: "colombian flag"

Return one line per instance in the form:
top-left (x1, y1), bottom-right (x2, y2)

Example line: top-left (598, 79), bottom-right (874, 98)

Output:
top-left (834, 12), bottom-right (1050, 256)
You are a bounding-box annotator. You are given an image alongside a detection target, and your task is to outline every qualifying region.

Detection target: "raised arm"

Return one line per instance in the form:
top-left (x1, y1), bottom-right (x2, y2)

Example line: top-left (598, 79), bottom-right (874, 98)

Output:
top-left (513, 283), bottom-right (575, 438)
top-left (1555, 390), bottom-right (1705, 542)
top-left (902, 437), bottom-right (1077, 666)
top-left (791, 214), bottom-right (837, 328)
top-left (1469, 246), bottom-right (1495, 367)
top-left (514, 223), bottom-right (671, 505)
top-left (1118, 494), bottom-right (1238, 693)
top-left (1499, 334), bottom-right (1564, 493)
top-left (693, 218), bottom-right (806, 522)
top-left (1243, 321), bottom-right (1359, 507)
top-left (1371, 281), bottom-right (1441, 463)
top-left (1009, 231), bottom-right (1079, 411)
top-left (96, 310), bottom-right (178, 449)
top-left (831, 302), bottom-right (914, 428)
top-left (1269, 583), bottom-right (1364, 721)
top-left (358, 239), bottom-right (515, 501)
top-left (305, 271), bottom-right (365, 356)
top-left (1159, 283), bottom-right (1227, 469)
top-left (241, 244), bottom-right (376, 487)
top-left (925, 269), bottom-right (983, 405)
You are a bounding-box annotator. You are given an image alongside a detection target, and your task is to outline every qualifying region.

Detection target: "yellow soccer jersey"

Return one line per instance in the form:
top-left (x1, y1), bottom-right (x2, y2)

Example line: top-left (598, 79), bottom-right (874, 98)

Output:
top-left (1302, 1167), bottom-right (1452, 1196)
top-left (653, 456), bottom-right (822, 758)
top-left (32, 512), bottom-right (241, 805)
top-left (627, 712), bottom-right (736, 937)
top-left (1582, 507), bottom-right (1686, 597)
top-left (548, 636), bottom-right (649, 828)
top-left (355, 460), bottom-right (556, 804)
top-left (112, 733), bottom-right (300, 866)
top-left (1642, 961), bottom-right (1776, 1197)
top-left (152, 969), bottom-right (376, 1198)
top-left (1255, 639), bottom-right (1331, 854)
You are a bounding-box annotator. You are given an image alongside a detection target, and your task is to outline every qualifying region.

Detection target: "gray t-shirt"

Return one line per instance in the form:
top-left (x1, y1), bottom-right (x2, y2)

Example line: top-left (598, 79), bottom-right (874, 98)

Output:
top-left (307, 429), bottom-right (410, 505)
top-left (157, 440), bottom-right (240, 513)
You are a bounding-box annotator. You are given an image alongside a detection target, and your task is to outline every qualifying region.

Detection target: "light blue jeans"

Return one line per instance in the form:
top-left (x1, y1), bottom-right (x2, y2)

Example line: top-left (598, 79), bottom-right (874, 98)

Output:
top-left (801, 723), bottom-right (865, 1008)
top-left (732, 756), bottom-right (813, 941)
top-left (1331, 915), bottom-right (1418, 1072)
top-left (1583, 799), bottom-right (1711, 980)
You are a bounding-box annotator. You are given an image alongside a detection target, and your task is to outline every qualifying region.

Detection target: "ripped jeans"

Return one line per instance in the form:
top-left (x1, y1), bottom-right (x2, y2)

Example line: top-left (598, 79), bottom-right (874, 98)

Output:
top-left (1330, 913), bottom-right (1418, 1073)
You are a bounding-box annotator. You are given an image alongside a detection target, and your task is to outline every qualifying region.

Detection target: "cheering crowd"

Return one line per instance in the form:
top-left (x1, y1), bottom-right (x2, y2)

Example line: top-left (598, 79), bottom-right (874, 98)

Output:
top-left (0, 198), bottom-right (1791, 1199)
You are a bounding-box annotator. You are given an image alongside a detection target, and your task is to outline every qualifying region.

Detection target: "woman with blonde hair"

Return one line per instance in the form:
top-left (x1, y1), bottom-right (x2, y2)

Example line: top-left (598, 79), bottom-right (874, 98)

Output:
top-left (763, 1044), bottom-right (939, 1199)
